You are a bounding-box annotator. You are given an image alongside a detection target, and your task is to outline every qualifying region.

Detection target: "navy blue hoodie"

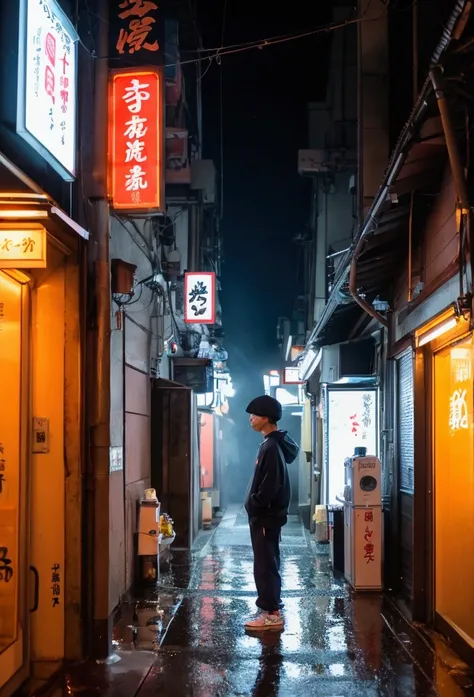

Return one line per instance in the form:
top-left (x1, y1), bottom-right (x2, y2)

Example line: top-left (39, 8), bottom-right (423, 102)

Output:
top-left (244, 430), bottom-right (299, 528)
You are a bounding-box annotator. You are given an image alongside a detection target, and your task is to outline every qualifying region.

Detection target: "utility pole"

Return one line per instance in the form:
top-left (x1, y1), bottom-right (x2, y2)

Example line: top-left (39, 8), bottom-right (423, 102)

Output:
top-left (87, 0), bottom-right (112, 659)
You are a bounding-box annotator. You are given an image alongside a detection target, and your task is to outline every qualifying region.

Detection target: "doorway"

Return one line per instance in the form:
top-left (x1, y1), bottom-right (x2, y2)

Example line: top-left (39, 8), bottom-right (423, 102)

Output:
top-left (0, 271), bottom-right (29, 693)
top-left (433, 335), bottom-right (474, 648)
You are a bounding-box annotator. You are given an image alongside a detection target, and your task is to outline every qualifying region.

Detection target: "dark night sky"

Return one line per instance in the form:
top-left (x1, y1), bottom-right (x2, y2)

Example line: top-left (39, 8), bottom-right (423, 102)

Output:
top-left (198, 3), bottom-right (332, 376)
top-left (195, 2), bottom-right (332, 497)
top-left (193, 2), bottom-right (331, 479)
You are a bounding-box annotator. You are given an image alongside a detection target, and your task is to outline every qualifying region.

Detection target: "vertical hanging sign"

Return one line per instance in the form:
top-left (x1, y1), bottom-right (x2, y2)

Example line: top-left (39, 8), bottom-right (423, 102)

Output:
top-left (108, 67), bottom-right (164, 211)
top-left (184, 272), bottom-right (216, 325)
top-left (109, 0), bottom-right (164, 68)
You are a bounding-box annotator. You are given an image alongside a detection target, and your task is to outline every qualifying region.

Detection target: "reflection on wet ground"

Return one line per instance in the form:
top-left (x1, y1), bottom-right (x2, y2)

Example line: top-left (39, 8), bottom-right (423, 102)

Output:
top-left (51, 506), bottom-right (474, 697)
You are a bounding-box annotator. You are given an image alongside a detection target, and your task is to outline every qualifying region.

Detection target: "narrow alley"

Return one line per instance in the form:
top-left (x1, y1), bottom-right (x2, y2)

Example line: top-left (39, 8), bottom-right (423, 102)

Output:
top-left (4, 2), bottom-right (474, 696)
top-left (49, 507), bottom-right (473, 697)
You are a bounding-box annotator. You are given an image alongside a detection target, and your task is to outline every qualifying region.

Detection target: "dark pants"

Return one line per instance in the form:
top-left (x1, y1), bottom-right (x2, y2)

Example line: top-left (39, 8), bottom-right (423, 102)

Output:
top-left (250, 522), bottom-right (282, 612)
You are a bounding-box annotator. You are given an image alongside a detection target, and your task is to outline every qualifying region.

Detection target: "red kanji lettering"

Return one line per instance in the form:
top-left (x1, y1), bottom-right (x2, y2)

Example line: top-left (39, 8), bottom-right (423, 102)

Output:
top-left (44, 66), bottom-right (55, 103)
top-left (118, 0), bottom-right (158, 19)
top-left (364, 542), bottom-right (375, 563)
top-left (60, 90), bottom-right (69, 114)
top-left (116, 17), bottom-right (159, 54)
top-left (45, 32), bottom-right (56, 66)
top-left (60, 53), bottom-right (69, 75)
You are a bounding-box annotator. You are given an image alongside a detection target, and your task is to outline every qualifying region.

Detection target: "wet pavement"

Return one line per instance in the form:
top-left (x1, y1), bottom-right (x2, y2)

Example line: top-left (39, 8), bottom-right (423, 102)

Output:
top-left (45, 505), bottom-right (474, 697)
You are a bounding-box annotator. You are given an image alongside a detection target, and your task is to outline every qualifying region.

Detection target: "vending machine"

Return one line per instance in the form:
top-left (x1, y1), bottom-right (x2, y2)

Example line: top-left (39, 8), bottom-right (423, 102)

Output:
top-left (344, 448), bottom-right (382, 590)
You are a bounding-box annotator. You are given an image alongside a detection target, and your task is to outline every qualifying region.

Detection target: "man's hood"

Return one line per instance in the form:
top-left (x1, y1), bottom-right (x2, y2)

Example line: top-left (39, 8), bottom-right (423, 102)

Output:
top-left (266, 430), bottom-right (299, 464)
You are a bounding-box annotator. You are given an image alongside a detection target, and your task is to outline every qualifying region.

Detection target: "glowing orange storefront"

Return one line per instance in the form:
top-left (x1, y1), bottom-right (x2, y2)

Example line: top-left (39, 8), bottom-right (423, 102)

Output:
top-left (415, 308), bottom-right (474, 656)
top-left (0, 196), bottom-right (87, 693)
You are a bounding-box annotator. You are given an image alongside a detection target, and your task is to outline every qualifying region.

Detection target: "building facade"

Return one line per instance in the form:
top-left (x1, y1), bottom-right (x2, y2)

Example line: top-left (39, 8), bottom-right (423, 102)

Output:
top-left (0, 0), bottom-right (227, 694)
top-left (0, 0), bottom-right (92, 692)
top-left (293, 0), bottom-right (474, 667)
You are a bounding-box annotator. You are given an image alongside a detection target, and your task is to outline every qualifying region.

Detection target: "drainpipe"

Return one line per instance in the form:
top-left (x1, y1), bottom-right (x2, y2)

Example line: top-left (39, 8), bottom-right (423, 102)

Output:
top-left (430, 65), bottom-right (471, 300)
top-left (188, 203), bottom-right (201, 271)
top-left (88, 0), bottom-right (112, 659)
top-left (408, 192), bottom-right (414, 302)
top-left (429, 66), bottom-right (470, 212)
top-left (348, 230), bottom-right (388, 328)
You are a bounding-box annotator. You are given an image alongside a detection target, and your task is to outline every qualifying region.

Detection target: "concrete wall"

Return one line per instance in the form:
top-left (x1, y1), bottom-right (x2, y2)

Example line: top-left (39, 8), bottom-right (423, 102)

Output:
top-left (358, 0), bottom-right (389, 219)
top-left (107, 208), bottom-right (187, 610)
top-left (308, 4), bottom-right (357, 326)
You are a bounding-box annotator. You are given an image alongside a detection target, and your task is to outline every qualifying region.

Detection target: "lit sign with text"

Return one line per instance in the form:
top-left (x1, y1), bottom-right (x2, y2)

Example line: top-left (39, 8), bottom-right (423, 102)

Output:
top-left (109, 68), bottom-right (164, 211)
top-left (115, 0), bottom-right (160, 56)
top-left (17, 0), bottom-right (78, 180)
top-left (184, 272), bottom-right (216, 325)
top-left (109, 0), bottom-right (163, 70)
top-left (283, 367), bottom-right (304, 385)
top-left (0, 225), bottom-right (47, 269)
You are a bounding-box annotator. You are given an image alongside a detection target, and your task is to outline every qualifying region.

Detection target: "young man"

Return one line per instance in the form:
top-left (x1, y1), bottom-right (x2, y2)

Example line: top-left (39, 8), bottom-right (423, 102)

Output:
top-left (244, 395), bottom-right (299, 631)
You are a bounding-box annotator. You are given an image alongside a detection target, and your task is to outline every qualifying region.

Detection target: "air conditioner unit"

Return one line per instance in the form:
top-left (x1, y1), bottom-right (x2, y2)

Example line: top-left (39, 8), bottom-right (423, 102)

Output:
top-left (191, 160), bottom-right (216, 204)
top-left (297, 149), bottom-right (329, 175)
top-left (321, 339), bottom-right (376, 383)
top-left (321, 345), bottom-right (340, 383)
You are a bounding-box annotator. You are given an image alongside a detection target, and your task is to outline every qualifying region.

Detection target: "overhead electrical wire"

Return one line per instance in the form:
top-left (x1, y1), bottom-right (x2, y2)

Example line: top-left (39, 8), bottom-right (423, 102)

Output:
top-left (79, 7), bottom-right (389, 65)
top-left (172, 11), bottom-right (388, 68)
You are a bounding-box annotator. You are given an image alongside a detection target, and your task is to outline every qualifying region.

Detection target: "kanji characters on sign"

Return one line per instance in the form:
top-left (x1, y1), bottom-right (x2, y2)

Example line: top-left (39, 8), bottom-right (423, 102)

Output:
top-left (1, 236), bottom-right (36, 255)
top-left (121, 78), bottom-right (150, 200)
top-left (21, 0), bottom-right (77, 178)
top-left (184, 273), bottom-right (216, 325)
top-left (51, 563), bottom-right (61, 607)
top-left (0, 547), bottom-right (13, 583)
top-left (364, 523), bottom-right (375, 564)
top-left (449, 388), bottom-right (469, 432)
top-left (188, 280), bottom-right (208, 318)
top-left (115, 0), bottom-right (160, 55)
top-left (109, 68), bottom-right (163, 209)
top-left (0, 227), bottom-right (47, 268)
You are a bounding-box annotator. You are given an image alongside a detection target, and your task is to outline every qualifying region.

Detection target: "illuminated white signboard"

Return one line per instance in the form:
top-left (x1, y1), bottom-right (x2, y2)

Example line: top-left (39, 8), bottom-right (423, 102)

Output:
top-left (326, 388), bottom-right (378, 505)
top-left (184, 272), bottom-right (216, 324)
top-left (283, 366), bottom-right (304, 385)
top-left (17, 0), bottom-right (78, 181)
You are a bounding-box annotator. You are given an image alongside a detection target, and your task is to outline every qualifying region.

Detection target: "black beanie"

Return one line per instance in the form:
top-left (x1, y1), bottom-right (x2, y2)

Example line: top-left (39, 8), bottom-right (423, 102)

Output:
top-left (246, 395), bottom-right (282, 422)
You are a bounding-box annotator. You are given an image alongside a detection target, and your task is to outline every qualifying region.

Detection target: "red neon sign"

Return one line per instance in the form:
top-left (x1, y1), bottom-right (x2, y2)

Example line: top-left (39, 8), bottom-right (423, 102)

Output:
top-left (108, 67), bottom-right (164, 211)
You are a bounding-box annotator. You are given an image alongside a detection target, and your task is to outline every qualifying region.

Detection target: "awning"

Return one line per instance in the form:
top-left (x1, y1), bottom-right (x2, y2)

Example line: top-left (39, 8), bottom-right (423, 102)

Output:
top-left (311, 119), bottom-right (447, 348)
top-left (0, 154), bottom-right (89, 241)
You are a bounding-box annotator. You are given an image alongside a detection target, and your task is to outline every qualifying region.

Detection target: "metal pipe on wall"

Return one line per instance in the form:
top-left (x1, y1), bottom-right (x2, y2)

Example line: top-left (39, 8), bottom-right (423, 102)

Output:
top-left (429, 66), bottom-right (470, 212)
top-left (348, 233), bottom-right (389, 328)
top-left (88, 0), bottom-right (112, 659)
top-left (408, 191), bottom-right (414, 302)
top-left (430, 66), bottom-right (471, 303)
top-left (188, 204), bottom-right (201, 272)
